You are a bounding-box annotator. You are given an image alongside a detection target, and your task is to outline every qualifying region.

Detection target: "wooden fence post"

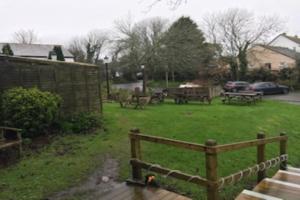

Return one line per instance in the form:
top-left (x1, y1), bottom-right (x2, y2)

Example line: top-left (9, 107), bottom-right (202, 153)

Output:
top-left (257, 133), bottom-right (266, 183)
top-left (205, 139), bottom-right (218, 200)
top-left (130, 128), bottom-right (142, 181)
top-left (280, 132), bottom-right (287, 170)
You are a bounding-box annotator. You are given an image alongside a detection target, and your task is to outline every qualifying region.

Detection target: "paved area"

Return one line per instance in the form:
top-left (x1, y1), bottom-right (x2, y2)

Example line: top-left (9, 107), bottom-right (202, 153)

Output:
top-left (264, 92), bottom-right (300, 105)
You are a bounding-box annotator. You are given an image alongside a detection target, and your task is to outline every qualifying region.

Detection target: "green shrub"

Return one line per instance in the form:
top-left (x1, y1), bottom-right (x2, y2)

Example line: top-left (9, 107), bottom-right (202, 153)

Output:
top-left (60, 112), bottom-right (102, 134)
top-left (1, 87), bottom-right (61, 138)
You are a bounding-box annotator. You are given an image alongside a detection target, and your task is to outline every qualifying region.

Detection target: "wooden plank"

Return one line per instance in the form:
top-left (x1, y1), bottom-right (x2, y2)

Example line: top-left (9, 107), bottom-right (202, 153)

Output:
top-left (257, 133), bottom-right (266, 183)
top-left (0, 141), bottom-right (22, 149)
top-left (253, 178), bottom-right (300, 200)
top-left (280, 133), bottom-right (287, 170)
top-left (236, 190), bottom-right (282, 200)
top-left (129, 133), bottom-right (206, 152)
top-left (205, 139), bottom-right (218, 200)
top-left (288, 166), bottom-right (300, 174)
top-left (130, 159), bottom-right (208, 187)
top-left (216, 136), bottom-right (287, 153)
top-left (272, 170), bottom-right (300, 185)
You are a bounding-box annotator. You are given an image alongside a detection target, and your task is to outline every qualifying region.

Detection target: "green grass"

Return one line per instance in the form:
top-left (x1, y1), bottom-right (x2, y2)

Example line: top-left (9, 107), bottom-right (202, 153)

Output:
top-left (1, 99), bottom-right (300, 200)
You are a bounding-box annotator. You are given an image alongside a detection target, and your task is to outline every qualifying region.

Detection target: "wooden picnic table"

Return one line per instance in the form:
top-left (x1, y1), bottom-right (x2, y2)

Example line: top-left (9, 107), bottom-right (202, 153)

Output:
top-left (222, 92), bottom-right (263, 104)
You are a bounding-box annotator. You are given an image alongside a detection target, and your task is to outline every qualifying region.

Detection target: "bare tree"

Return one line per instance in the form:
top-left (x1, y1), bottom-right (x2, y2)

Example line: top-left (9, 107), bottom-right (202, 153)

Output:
top-left (146, 0), bottom-right (186, 10)
top-left (83, 30), bottom-right (109, 63)
top-left (68, 30), bottom-right (109, 63)
top-left (68, 37), bottom-right (85, 62)
top-left (13, 29), bottom-right (39, 44)
top-left (203, 8), bottom-right (283, 80)
top-left (113, 17), bottom-right (169, 80)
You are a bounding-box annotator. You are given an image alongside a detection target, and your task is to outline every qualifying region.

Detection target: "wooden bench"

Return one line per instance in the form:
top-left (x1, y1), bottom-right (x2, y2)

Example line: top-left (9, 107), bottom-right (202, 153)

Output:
top-left (166, 87), bottom-right (212, 104)
top-left (221, 92), bottom-right (263, 105)
top-left (0, 127), bottom-right (22, 166)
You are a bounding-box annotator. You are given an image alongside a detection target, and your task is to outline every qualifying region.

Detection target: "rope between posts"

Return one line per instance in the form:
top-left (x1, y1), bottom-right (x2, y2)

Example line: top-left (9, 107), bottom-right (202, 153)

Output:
top-left (218, 154), bottom-right (288, 189)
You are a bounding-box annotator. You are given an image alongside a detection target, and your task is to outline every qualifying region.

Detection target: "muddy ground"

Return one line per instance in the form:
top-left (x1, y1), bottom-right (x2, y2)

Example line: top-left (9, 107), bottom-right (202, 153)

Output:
top-left (48, 156), bottom-right (121, 200)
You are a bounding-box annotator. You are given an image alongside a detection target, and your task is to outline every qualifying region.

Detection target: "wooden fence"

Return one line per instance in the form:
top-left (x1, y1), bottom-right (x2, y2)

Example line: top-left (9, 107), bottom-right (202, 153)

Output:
top-left (128, 128), bottom-right (288, 200)
top-left (0, 55), bottom-right (102, 115)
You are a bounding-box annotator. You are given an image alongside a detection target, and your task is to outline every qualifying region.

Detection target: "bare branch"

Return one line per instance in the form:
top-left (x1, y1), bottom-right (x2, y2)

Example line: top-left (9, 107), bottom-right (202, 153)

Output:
top-left (13, 29), bottom-right (39, 44)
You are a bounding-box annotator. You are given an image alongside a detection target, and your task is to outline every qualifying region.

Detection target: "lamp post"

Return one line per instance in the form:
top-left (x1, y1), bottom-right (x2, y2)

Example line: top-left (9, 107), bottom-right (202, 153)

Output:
top-left (141, 65), bottom-right (146, 94)
top-left (104, 56), bottom-right (110, 99)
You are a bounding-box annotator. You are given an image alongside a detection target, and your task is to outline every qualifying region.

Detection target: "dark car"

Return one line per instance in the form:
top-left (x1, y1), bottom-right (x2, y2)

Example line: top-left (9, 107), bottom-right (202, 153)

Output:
top-left (223, 81), bottom-right (250, 92)
top-left (247, 82), bottom-right (289, 95)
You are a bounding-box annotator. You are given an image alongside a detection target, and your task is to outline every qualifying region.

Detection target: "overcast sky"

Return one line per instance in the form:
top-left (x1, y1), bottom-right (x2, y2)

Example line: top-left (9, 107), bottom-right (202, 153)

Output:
top-left (1, 0), bottom-right (299, 45)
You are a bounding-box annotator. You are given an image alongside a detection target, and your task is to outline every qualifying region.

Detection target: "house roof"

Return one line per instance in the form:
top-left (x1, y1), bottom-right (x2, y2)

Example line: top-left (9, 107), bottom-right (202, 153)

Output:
top-left (284, 34), bottom-right (300, 45)
top-left (0, 43), bottom-right (74, 58)
top-left (259, 45), bottom-right (300, 60)
top-left (269, 33), bottom-right (300, 45)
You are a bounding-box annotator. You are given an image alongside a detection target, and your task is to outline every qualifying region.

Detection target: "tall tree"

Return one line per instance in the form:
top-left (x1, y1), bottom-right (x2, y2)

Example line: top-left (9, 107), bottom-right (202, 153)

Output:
top-left (114, 17), bottom-right (168, 81)
top-left (13, 29), bottom-right (38, 44)
top-left (203, 8), bottom-right (283, 80)
top-left (163, 16), bottom-right (210, 81)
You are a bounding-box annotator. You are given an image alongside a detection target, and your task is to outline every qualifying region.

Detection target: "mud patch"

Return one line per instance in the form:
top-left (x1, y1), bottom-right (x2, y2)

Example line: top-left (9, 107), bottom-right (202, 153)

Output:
top-left (49, 156), bottom-right (121, 200)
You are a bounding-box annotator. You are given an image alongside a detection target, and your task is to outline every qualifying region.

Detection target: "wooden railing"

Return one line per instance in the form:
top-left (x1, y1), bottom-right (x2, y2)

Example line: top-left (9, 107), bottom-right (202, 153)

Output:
top-left (128, 128), bottom-right (288, 200)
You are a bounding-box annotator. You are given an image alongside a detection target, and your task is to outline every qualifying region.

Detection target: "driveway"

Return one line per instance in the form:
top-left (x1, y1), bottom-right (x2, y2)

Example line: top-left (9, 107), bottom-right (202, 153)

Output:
top-left (264, 92), bottom-right (300, 105)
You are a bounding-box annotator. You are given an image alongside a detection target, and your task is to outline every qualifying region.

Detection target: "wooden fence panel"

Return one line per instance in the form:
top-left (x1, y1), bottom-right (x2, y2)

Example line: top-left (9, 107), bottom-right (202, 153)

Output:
top-left (0, 56), bottom-right (102, 115)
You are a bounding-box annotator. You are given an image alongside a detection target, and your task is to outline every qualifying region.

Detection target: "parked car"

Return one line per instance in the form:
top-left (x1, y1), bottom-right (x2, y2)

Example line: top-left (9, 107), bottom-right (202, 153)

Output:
top-left (247, 82), bottom-right (289, 95)
top-left (223, 81), bottom-right (250, 92)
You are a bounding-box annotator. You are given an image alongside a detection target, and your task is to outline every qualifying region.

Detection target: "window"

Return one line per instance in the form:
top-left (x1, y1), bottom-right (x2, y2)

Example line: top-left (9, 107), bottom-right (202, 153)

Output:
top-left (265, 63), bottom-right (272, 70)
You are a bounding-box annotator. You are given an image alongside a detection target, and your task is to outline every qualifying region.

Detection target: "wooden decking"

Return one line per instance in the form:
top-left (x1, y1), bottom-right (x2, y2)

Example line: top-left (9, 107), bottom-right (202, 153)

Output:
top-left (100, 183), bottom-right (191, 200)
top-left (236, 166), bottom-right (300, 200)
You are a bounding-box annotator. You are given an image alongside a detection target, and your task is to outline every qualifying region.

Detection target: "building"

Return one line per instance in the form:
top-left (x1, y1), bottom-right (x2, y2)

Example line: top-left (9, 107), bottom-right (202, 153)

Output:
top-left (269, 33), bottom-right (300, 53)
top-left (0, 43), bottom-right (74, 62)
top-left (247, 45), bottom-right (300, 71)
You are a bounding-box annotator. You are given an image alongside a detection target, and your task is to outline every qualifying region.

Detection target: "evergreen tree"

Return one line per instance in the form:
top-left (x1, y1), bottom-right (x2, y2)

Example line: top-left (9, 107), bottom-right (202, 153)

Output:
top-left (53, 46), bottom-right (65, 61)
top-left (163, 16), bottom-right (211, 81)
top-left (2, 44), bottom-right (14, 56)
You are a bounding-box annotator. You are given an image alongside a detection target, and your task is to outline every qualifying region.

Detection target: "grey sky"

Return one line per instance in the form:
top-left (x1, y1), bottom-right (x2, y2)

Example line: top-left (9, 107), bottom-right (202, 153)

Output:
top-left (1, 0), bottom-right (299, 45)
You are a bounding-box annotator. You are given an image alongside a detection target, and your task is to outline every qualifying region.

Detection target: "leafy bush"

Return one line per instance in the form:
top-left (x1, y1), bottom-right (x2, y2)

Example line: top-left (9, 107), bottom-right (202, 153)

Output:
top-left (1, 87), bottom-right (61, 138)
top-left (59, 112), bottom-right (102, 134)
top-left (246, 67), bottom-right (278, 82)
top-left (2, 44), bottom-right (14, 55)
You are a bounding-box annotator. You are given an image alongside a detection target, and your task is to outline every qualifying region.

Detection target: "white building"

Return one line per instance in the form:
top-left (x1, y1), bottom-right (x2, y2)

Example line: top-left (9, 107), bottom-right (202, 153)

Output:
top-left (0, 43), bottom-right (74, 62)
top-left (269, 33), bottom-right (300, 53)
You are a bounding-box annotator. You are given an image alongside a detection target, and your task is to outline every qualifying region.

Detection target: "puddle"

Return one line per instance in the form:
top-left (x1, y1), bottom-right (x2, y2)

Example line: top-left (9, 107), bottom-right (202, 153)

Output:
top-left (49, 156), bottom-right (121, 200)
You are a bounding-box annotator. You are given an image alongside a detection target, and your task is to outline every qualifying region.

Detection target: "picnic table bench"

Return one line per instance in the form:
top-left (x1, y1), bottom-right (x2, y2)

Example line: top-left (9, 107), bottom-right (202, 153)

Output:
top-left (166, 87), bottom-right (212, 104)
top-left (221, 91), bottom-right (263, 104)
top-left (0, 127), bottom-right (22, 165)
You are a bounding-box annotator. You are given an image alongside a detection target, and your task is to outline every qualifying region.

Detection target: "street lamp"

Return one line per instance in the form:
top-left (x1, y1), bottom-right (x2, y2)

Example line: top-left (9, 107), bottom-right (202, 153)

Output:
top-left (104, 56), bottom-right (110, 99)
top-left (141, 65), bottom-right (146, 94)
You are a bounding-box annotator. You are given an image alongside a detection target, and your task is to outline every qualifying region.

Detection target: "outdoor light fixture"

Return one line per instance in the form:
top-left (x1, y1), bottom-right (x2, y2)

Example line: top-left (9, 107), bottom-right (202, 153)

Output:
top-left (141, 65), bottom-right (145, 69)
top-left (104, 56), bottom-right (109, 64)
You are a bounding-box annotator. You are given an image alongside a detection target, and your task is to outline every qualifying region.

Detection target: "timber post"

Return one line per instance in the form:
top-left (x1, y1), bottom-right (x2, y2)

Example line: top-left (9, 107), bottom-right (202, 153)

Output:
top-left (257, 133), bottom-right (266, 183)
top-left (280, 132), bottom-right (287, 170)
top-left (205, 139), bottom-right (218, 200)
top-left (130, 128), bottom-right (142, 181)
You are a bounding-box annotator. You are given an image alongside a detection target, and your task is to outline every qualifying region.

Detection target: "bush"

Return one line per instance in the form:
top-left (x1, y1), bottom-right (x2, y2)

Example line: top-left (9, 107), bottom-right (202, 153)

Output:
top-left (59, 112), bottom-right (102, 134)
top-left (246, 67), bottom-right (278, 82)
top-left (1, 87), bottom-right (61, 138)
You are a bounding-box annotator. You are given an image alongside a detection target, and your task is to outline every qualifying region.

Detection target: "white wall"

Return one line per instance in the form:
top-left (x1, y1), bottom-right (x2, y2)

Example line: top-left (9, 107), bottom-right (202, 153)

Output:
top-left (270, 35), bottom-right (300, 52)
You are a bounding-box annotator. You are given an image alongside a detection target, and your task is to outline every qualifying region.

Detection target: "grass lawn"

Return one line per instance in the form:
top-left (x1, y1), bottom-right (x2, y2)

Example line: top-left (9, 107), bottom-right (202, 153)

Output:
top-left (1, 99), bottom-right (300, 200)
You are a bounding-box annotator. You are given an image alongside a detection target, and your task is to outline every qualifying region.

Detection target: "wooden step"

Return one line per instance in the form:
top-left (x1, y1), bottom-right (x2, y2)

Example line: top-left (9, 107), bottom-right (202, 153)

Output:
top-left (100, 183), bottom-right (191, 200)
top-left (236, 168), bottom-right (300, 200)
top-left (287, 166), bottom-right (300, 174)
top-left (236, 190), bottom-right (283, 200)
